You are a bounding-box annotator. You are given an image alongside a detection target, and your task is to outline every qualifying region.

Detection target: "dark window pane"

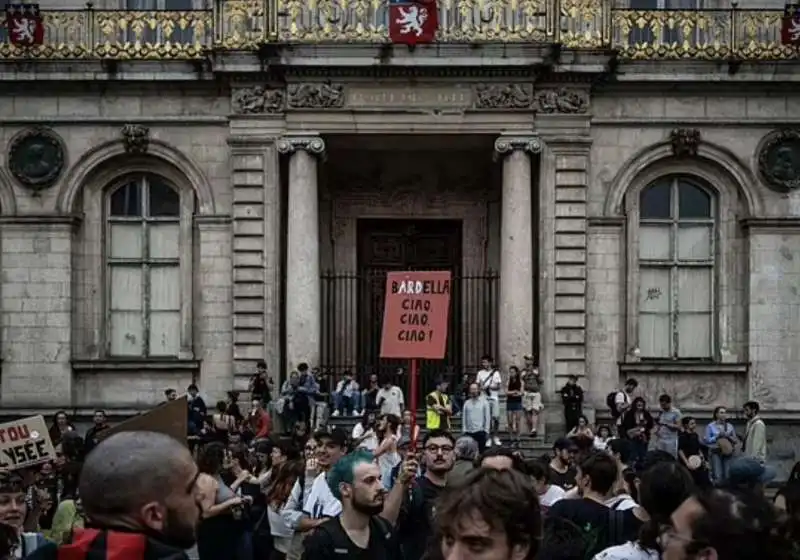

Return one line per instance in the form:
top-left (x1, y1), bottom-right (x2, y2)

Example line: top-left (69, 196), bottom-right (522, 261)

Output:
top-left (678, 181), bottom-right (712, 218)
top-left (640, 181), bottom-right (671, 219)
top-left (109, 182), bottom-right (142, 217)
top-left (148, 180), bottom-right (180, 217)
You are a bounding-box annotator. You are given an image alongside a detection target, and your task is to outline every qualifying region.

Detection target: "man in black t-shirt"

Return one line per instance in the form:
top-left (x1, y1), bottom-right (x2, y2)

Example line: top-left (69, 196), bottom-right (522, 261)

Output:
top-left (302, 450), bottom-right (399, 560)
top-left (542, 451), bottom-right (640, 558)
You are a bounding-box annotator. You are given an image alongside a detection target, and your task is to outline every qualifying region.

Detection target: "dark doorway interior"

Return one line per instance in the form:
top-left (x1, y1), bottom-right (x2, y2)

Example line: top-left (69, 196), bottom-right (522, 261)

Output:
top-left (357, 219), bottom-right (463, 399)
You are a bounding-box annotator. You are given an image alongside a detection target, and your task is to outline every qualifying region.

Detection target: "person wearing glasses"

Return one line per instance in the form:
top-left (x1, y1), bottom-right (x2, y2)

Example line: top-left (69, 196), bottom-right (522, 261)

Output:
top-left (382, 429), bottom-right (456, 560)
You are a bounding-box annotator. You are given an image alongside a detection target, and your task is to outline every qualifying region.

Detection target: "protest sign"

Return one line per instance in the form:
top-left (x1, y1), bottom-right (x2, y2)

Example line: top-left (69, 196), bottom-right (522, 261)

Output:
top-left (0, 415), bottom-right (55, 470)
top-left (380, 270), bottom-right (452, 360)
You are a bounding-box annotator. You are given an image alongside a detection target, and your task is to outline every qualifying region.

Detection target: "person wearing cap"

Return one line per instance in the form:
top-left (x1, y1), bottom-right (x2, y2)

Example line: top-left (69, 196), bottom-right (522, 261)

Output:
top-left (0, 471), bottom-right (48, 557)
top-left (549, 437), bottom-right (578, 490)
top-left (725, 456), bottom-right (776, 494)
top-left (281, 428), bottom-right (347, 534)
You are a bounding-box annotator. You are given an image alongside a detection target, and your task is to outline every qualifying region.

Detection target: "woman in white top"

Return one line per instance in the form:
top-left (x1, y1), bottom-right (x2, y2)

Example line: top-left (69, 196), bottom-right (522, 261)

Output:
top-left (593, 425), bottom-right (614, 451)
top-left (593, 461), bottom-right (694, 560)
top-left (374, 414), bottom-right (402, 489)
top-left (351, 411), bottom-right (378, 451)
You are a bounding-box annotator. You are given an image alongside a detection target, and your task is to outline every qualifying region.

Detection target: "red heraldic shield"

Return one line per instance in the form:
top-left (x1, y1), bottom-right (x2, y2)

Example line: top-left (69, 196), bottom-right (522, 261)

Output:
top-left (389, 0), bottom-right (438, 45)
top-left (781, 3), bottom-right (800, 46)
top-left (5, 4), bottom-right (44, 47)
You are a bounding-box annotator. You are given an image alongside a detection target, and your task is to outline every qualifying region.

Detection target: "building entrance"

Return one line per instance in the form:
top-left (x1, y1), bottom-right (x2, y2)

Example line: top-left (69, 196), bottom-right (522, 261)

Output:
top-left (357, 219), bottom-right (463, 400)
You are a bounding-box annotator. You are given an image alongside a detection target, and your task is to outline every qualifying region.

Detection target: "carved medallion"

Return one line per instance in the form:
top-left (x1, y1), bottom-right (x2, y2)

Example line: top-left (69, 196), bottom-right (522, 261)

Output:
top-left (121, 124), bottom-right (150, 154)
top-left (232, 86), bottom-right (285, 114)
top-left (7, 126), bottom-right (65, 189)
top-left (670, 128), bottom-right (701, 157)
top-left (473, 84), bottom-right (533, 110)
top-left (532, 88), bottom-right (589, 114)
top-left (287, 83), bottom-right (345, 109)
top-left (758, 129), bottom-right (800, 193)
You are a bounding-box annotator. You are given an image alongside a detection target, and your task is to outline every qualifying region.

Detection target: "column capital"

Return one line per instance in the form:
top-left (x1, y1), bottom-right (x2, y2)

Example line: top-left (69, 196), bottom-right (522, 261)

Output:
top-left (493, 135), bottom-right (543, 161)
top-left (276, 134), bottom-right (326, 157)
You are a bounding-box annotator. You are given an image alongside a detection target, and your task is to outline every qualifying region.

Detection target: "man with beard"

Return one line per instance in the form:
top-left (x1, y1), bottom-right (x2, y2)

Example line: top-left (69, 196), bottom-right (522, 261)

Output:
top-left (27, 431), bottom-right (202, 560)
top-left (301, 450), bottom-right (399, 559)
top-left (383, 429), bottom-right (455, 560)
top-left (83, 409), bottom-right (110, 455)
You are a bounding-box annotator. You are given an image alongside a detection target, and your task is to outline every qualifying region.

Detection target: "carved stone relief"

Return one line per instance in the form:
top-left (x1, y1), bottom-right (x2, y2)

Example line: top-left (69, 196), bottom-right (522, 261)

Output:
top-left (532, 88), bottom-right (589, 114)
top-left (757, 129), bottom-right (800, 193)
top-left (232, 86), bottom-right (285, 114)
top-left (287, 83), bottom-right (345, 109)
top-left (120, 124), bottom-right (150, 154)
top-left (634, 374), bottom-right (746, 409)
top-left (670, 128), bottom-right (701, 158)
top-left (750, 367), bottom-right (777, 405)
top-left (473, 83), bottom-right (533, 110)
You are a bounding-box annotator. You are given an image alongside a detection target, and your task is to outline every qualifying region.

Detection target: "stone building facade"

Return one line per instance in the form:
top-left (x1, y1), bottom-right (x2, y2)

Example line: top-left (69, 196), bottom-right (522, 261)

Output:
top-left (0, 0), bottom-right (799, 471)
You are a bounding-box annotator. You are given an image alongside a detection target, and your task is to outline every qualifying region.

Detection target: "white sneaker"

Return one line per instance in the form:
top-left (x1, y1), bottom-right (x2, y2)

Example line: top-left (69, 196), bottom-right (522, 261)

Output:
top-left (486, 439), bottom-right (493, 448)
top-left (332, 410), bottom-right (340, 417)
top-left (493, 437), bottom-right (502, 446)
top-left (353, 410), bottom-right (362, 416)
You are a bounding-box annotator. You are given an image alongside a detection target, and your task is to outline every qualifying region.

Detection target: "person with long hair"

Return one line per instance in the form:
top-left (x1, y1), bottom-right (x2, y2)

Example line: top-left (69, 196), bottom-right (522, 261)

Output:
top-left (620, 397), bottom-right (654, 469)
top-left (211, 400), bottom-right (236, 443)
top-left (47, 411), bottom-right (74, 447)
top-left (594, 459), bottom-right (695, 559)
top-left (505, 365), bottom-right (524, 447)
top-left (266, 460), bottom-right (306, 560)
top-left (196, 442), bottom-right (251, 560)
top-left (373, 414), bottom-right (401, 489)
top-left (703, 405), bottom-right (738, 485)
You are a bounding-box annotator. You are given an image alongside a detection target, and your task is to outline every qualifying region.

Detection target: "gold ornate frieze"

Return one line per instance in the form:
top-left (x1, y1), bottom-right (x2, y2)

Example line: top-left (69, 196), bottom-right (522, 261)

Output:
top-left (232, 83), bottom-right (590, 113)
top-left (610, 8), bottom-right (795, 60)
top-left (0, 9), bottom-right (211, 59)
top-left (0, 2), bottom-right (793, 60)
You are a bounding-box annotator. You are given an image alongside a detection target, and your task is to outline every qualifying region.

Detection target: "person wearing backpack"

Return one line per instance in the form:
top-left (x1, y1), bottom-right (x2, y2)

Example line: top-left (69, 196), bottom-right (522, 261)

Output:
top-left (544, 452), bottom-right (641, 559)
top-left (301, 450), bottom-right (399, 560)
top-left (607, 379), bottom-right (638, 435)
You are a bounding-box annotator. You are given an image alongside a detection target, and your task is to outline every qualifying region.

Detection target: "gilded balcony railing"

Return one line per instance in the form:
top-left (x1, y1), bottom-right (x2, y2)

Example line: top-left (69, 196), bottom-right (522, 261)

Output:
top-left (610, 8), bottom-right (795, 60)
top-left (0, 8), bottom-right (212, 59)
top-left (0, 1), bottom-right (795, 60)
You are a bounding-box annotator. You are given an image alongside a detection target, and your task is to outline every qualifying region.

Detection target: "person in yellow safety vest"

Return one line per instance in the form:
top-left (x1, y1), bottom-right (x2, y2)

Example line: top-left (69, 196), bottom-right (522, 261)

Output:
top-left (426, 378), bottom-right (453, 430)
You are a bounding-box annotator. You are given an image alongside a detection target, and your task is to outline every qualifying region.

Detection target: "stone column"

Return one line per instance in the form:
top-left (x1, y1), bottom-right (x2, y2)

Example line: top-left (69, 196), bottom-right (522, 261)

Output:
top-left (277, 134), bottom-right (325, 370)
top-left (494, 135), bottom-right (542, 369)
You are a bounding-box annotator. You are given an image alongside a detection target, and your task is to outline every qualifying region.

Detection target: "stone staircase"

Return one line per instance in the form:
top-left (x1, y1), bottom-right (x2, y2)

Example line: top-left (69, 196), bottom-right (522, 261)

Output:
top-left (325, 411), bottom-right (555, 459)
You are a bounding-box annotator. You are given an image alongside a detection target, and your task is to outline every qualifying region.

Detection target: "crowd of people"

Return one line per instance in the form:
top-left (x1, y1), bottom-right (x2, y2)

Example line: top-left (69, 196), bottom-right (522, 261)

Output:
top-left (0, 357), bottom-right (792, 560)
top-left (0, 420), bottom-right (796, 560)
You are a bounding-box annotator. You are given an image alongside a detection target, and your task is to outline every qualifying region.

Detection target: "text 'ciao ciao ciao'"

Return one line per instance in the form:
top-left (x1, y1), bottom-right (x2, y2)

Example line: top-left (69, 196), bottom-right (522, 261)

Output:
top-left (391, 279), bottom-right (451, 343)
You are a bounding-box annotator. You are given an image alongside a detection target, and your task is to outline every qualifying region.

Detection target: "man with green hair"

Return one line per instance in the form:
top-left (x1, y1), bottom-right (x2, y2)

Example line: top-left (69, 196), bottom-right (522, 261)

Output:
top-left (301, 450), bottom-right (399, 559)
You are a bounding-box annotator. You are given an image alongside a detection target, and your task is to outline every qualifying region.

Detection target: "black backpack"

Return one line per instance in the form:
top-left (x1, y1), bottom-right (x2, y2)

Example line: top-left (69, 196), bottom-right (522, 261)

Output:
top-left (606, 391), bottom-right (621, 417)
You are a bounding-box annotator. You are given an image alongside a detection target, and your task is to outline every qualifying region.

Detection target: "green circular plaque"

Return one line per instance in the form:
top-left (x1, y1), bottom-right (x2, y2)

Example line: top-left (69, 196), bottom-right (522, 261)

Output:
top-left (7, 127), bottom-right (65, 189)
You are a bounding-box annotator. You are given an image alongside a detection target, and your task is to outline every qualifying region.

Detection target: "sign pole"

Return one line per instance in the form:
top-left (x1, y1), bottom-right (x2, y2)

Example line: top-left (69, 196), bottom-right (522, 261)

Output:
top-left (409, 358), bottom-right (419, 451)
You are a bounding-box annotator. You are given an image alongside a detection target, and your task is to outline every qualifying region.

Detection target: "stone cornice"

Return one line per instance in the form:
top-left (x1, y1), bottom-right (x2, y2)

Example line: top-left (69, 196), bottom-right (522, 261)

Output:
top-left (588, 216), bottom-right (625, 228)
top-left (0, 213), bottom-right (83, 227)
top-left (740, 217), bottom-right (800, 231)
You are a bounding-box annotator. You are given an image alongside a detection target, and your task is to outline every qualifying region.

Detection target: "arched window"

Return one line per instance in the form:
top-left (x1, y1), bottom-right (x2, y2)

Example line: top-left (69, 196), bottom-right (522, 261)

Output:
top-left (105, 174), bottom-right (182, 357)
top-left (637, 177), bottom-right (715, 359)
